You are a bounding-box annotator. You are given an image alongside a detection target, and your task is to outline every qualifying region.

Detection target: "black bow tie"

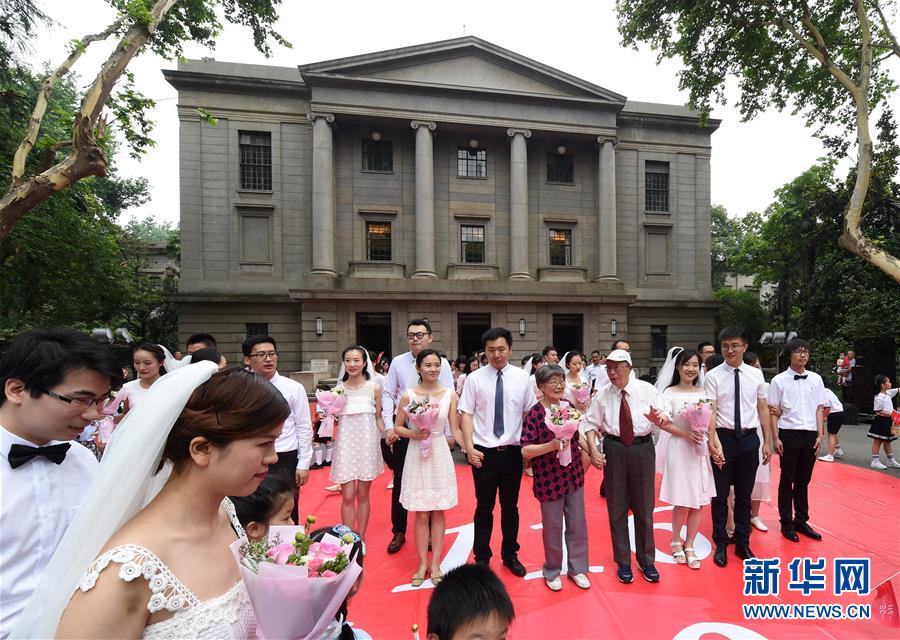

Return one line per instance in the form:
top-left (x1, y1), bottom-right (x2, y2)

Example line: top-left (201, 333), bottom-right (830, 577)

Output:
top-left (7, 443), bottom-right (71, 469)
top-left (794, 374), bottom-right (808, 380)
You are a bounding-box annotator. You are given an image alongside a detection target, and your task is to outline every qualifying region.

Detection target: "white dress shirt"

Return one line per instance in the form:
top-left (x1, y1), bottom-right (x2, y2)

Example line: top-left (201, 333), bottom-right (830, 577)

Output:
top-left (458, 363), bottom-right (536, 447)
top-left (768, 368), bottom-right (826, 431)
top-left (585, 363), bottom-right (605, 383)
top-left (0, 426), bottom-right (99, 638)
top-left (583, 377), bottom-right (664, 437)
top-left (269, 372), bottom-right (313, 469)
top-left (380, 351), bottom-right (454, 426)
top-left (822, 388), bottom-right (843, 413)
top-left (703, 362), bottom-right (766, 431)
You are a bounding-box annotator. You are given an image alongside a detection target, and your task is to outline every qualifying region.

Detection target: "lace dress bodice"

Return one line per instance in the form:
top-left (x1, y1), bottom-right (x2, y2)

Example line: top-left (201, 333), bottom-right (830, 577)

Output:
top-left (78, 499), bottom-right (255, 639)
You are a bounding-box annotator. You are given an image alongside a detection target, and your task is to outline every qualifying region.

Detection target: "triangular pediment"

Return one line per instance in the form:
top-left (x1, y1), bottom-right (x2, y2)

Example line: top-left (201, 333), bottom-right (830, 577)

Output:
top-left (299, 37), bottom-right (625, 104)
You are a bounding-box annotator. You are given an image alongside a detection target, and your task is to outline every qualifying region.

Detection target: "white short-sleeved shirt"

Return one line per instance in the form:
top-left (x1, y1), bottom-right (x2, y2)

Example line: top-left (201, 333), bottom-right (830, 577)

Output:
top-left (583, 377), bottom-right (664, 438)
top-left (822, 388), bottom-right (843, 413)
top-left (703, 362), bottom-right (767, 431)
top-left (269, 372), bottom-right (313, 469)
top-left (458, 363), bottom-right (536, 447)
top-left (874, 389), bottom-right (899, 414)
top-left (767, 369), bottom-right (826, 431)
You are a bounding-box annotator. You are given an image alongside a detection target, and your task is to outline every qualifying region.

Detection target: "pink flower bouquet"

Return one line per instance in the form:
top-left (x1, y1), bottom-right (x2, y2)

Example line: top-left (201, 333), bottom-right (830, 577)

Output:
top-left (231, 517), bottom-right (362, 640)
top-left (570, 383), bottom-right (591, 406)
top-left (406, 396), bottom-right (441, 458)
top-left (315, 387), bottom-right (346, 438)
top-left (681, 400), bottom-right (713, 457)
top-left (544, 404), bottom-right (582, 466)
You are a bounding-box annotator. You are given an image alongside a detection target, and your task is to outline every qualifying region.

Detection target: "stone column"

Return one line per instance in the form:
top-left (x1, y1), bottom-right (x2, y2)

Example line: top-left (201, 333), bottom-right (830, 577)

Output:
top-left (507, 128), bottom-right (532, 280)
top-left (308, 112), bottom-right (336, 276)
top-left (411, 120), bottom-right (438, 279)
top-left (596, 136), bottom-right (619, 281)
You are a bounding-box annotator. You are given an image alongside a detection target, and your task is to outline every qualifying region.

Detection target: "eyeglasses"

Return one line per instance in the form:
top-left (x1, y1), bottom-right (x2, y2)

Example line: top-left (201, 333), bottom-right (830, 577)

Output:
top-left (792, 349), bottom-right (810, 355)
top-left (721, 343), bottom-right (746, 352)
top-left (406, 332), bottom-right (429, 341)
top-left (545, 379), bottom-right (566, 388)
top-left (39, 389), bottom-right (112, 408)
top-left (249, 351), bottom-right (278, 360)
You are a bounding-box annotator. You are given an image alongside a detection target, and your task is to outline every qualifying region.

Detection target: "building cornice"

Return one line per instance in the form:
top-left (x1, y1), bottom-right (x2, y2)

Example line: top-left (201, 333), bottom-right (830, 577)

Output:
top-left (163, 69), bottom-right (310, 99)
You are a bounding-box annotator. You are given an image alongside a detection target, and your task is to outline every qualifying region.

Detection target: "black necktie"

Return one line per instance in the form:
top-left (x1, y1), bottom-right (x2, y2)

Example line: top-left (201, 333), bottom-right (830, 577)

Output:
top-left (494, 369), bottom-right (505, 437)
top-left (794, 374), bottom-right (808, 380)
top-left (734, 369), bottom-right (742, 430)
top-left (7, 442), bottom-right (71, 469)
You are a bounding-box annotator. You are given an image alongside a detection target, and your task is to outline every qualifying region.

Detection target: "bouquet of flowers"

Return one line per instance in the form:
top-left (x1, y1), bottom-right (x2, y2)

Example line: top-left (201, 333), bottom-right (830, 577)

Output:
top-left (406, 395), bottom-right (441, 458)
top-left (891, 410), bottom-right (900, 438)
top-left (570, 382), bottom-right (591, 406)
top-left (315, 387), bottom-right (346, 438)
top-left (231, 516), bottom-right (363, 640)
top-left (543, 404), bottom-right (582, 466)
top-left (681, 400), bottom-right (713, 457)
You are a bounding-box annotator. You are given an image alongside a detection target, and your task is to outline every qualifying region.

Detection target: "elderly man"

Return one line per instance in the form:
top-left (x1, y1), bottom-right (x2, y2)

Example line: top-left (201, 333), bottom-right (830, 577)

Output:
top-left (584, 349), bottom-right (670, 585)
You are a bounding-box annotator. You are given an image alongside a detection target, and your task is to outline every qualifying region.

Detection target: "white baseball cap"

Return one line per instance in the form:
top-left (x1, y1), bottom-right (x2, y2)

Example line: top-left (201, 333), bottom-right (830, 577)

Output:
top-left (606, 349), bottom-right (633, 366)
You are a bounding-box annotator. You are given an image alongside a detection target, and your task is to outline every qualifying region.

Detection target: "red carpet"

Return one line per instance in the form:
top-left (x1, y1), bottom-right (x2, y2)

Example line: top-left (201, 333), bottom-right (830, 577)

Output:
top-left (298, 456), bottom-right (899, 639)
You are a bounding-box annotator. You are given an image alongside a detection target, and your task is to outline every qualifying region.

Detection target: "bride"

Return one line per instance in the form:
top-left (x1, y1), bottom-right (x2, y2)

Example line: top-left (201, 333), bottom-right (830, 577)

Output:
top-left (12, 363), bottom-right (289, 639)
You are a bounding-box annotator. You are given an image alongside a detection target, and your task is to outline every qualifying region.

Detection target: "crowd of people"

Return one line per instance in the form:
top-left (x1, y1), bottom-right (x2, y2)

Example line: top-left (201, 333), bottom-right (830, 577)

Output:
top-left (1, 322), bottom-right (898, 639)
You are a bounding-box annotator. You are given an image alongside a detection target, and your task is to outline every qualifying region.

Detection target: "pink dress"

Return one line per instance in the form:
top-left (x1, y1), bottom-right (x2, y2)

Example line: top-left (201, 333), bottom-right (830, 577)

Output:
top-left (330, 381), bottom-right (384, 484)
top-left (399, 390), bottom-right (458, 512)
top-left (658, 388), bottom-right (717, 509)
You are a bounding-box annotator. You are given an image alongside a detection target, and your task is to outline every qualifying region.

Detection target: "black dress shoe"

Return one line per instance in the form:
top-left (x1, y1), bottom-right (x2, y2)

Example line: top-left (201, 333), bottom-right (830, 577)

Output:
top-left (713, 544), bottom-right (728, 567)
top-left (502, 557), bottom-right (527, 577)
top-left (794, 522), bottom-right (823, 540)
top-left (616, 565), bottom-right (634, 583)
top-left (387, 532), bottom-right (405, 554)
top-left (638, 564), bottom-right (660, 583)
top-left (781, 528), bottom-right (800, 542)
top-left (734, 545), bottom-right (755, 560)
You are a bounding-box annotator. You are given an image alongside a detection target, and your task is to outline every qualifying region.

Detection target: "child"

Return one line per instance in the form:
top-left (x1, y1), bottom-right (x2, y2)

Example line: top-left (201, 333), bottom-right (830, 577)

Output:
top-left (230, 470), bottom-right (295, 540)
top-left (331, 346), bottom-right (385, 539)
top-left (309, 524), bottom-right (365, 640)
top-left (426, 563), bottom-right (514, 640)
top-left (868, 375), bottom-right (900, 470)
top-left (817, 387), bottom-right (845, 462)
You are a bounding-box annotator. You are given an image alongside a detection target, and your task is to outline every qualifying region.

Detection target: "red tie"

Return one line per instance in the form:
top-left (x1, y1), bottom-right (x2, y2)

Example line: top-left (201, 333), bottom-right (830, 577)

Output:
top-left (620, 390), bottom-right (634, 445)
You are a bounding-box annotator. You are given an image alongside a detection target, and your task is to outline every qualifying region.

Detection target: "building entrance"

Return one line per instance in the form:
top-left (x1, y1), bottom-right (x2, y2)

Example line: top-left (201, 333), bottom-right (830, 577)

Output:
top-left (552, 314), bottom-right (583, 356)
top-left (457, 313), bottom-right (492, 358)
top-left (355, 313), bottom-right (392, 363)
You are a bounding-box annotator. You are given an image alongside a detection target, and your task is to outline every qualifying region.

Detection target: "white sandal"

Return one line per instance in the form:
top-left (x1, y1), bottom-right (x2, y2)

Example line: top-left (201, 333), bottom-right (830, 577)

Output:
top-left (685, 547), bottom-right (701, 570)
top-left (670, 541), bottom-right (687, 564)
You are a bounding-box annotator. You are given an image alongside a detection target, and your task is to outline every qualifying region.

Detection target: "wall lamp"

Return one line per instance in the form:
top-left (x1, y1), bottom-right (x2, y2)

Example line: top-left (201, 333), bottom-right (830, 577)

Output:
top-left (315, 317), bottom-right (324, 336)
top-left (519, 318), bottom-right (526, 336)
top-left (610, 319), bottom-right (617, 336)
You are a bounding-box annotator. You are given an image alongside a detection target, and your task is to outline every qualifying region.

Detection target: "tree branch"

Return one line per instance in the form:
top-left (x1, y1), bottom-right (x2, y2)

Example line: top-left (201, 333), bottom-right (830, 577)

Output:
top-left (10, 19), bottom-right (122, 185)
top-left (872, 0), bottom-right (900, 58)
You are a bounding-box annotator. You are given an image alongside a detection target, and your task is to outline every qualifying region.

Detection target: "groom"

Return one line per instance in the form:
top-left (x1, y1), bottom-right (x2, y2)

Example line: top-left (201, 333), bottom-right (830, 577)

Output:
top-left (0, 328), bottom-right (121, 637)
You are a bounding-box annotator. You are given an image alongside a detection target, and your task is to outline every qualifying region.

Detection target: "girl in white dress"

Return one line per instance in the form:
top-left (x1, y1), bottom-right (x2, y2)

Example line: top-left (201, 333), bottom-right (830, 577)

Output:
top-left (49, 365), bottom-right (291, 639)
top-left (394, 349), bottom-right (459, 587)
top-left (561, 352), bottom-right (590, 413)
top-left (120, 343), bottom-right (167, 415)
top-left (331, 346), bottom-right (385, 540)
top-left (656, 349), bottom-right (717, 570)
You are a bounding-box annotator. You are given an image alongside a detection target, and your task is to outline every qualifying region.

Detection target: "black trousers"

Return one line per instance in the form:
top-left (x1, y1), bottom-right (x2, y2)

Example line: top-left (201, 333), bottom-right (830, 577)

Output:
top-left (471, 445), bottom-right (523, 562)
top-left (270, 449), bottom-right (298, 524)
top-left (777, 429), bottom-right (817, 527)
top-left (381, 437), bottom-right (410, 534)
top-left (711, 429), bottom-right (760, 546)
top-left (604, 437), bottom-right (656, 568)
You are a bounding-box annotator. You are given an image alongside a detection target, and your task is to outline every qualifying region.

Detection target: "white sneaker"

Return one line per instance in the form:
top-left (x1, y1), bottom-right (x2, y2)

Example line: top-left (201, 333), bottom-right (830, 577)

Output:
top-left (570, 573), bottom-right (591, 589)
top-left (834, 447), bottom-right (844, 458)
top-left (817, 454), bottom-right (834, 462)
top-left (750, 516), bottom-right (768, 531)
top-left (871, 459), bottom-right (888, 470)
top-left (386, 480), bottom-right (394, 490)
top-left (545, 576), bottom-right (563, 591)
top-left (887, 458), bottom-right (900, 469)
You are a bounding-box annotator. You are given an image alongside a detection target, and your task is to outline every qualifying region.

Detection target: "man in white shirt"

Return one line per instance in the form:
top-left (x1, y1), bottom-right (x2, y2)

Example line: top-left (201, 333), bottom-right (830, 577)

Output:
top-left (698, 341), bottom-right (716, 384)
top-left (243, 335), bottom-right (313, 523)
top-left (585, 350), bottom-right (605, 383)
top-left (460, 327), bottom-right (536, 577)
top-left (704, 327), bottom-right (771, 568)
top-left (0, 328), bottom-right (122, 638)
top-left (583, 349), bottom-right (670, 585)
top-left (381, 319), bottom-right (454, 554)
top-left (767, 339), bottom-right (826, 543)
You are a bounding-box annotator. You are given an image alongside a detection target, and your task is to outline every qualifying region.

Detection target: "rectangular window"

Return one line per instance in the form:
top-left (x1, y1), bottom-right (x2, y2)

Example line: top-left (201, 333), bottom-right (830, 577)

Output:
top-left (546, 153), bottom-right (574, 184)
top-left (549, 228), bottom-right (572, 266)
top-left (239, 213), bottom-right (272, 263)
top-left (246, 323), bottom-right (268, 338)
top-left (361, 140), bottom-right (393, 172)
top-left (645, 161), bottom-right (669, 212)
top-left (651, 325), bottom-right (668, 359)
top-left (460, 225), bottom-right (485, 263)
top-left (366, 221), bottom-right (392, 261)
top-left (239, 131), bottom-right (272, 191)
top-left (457, 147), bottom-right (487, 178)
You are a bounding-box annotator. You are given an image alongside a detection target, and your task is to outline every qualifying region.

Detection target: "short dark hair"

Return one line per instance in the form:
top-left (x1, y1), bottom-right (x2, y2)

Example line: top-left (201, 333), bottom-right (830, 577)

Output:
top-left (718, 326), bottom-right (747, 344)
top-left (340, 345), bottom-right (371, 381)
top-left (0, 328), bottom-right (123, 407)
top-left (697, 342), bottom-right (714, 352)
top-left (743, 351), bottom-right (759, 366)
top-left (190, 348), bottom-right (222, 366)
top-left (415, 348), bottom-right (442, 369)
top-left (875, 374), bottom-right (890, 388)
top-left (242, 335), bottom-right (277, 357)
top-left (591, 350), bottom-right (600, 357)
top-left (564, 351), bottom-right (583, 368)
top-left (482, 327), bottom-right (513, 349)
top-left (705, 353), bottom-right (725, 371)
top-left (407, 318), bottom-right (432, 334)
top-left (427, 564), bottom-right (514, 640)
top-left (186, 332), bottom-right (217, 350)
top-left (542, 345), bottom-right (557, 357)
top-left (611, 340), bottom-right (628, 351)
top-left (230, 469), bottom-right (294, 528)
top-left (786, 338), bottom-right (810, 354)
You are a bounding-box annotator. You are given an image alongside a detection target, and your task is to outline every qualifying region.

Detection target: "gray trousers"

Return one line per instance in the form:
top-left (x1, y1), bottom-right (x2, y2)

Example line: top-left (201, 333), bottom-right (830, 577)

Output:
top-left (539, 483), bottom-right (589, 580)
top-left (604, 437), bottom-right (656, 568)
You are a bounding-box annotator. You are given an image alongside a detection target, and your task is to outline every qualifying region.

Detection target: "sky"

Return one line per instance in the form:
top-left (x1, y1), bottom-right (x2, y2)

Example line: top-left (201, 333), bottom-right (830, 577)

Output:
top-left (27, 0), bottom-right (891, 226)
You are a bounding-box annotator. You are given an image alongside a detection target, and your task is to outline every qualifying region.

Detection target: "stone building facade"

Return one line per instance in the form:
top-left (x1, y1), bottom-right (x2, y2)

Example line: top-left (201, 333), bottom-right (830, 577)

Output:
top-left (164, 37), bottom-right (719, 376)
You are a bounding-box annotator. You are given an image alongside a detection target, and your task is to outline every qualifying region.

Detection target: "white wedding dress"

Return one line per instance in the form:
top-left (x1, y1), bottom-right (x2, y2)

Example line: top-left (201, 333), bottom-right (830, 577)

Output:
top-left (77, 499), bottom-right (256, 639)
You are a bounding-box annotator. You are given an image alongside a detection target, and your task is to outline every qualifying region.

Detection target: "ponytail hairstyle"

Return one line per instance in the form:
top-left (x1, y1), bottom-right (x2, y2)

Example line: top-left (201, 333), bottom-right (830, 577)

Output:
top-left (415, 348), bottom-right (442, 382)
top-left (132, 342), bottom-right (167, 376)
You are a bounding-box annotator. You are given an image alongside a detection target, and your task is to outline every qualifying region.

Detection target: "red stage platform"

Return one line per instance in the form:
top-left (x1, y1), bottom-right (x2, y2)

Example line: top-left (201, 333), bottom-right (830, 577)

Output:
top-left (299, 455), bottom-right (899, 639)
